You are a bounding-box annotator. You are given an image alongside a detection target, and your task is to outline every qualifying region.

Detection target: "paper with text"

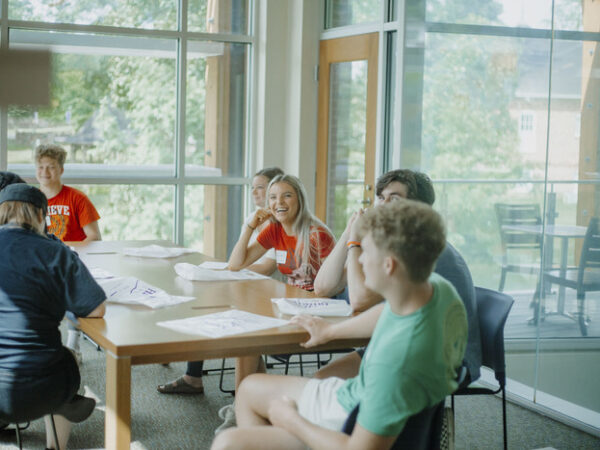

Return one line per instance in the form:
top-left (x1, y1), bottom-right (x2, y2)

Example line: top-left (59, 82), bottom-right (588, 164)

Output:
top-left (271, 297), bottom-right (352, 317)
top-left (198, 261), bottom-right (229, 270)
top-left (157, 309), bottom-right (289, 338)
top-left (174, 262), bottom-right (270, 281)
top-left (97, 276), bottom-right (194, 309)
top-left (122, 244), bottom-right (197, 258)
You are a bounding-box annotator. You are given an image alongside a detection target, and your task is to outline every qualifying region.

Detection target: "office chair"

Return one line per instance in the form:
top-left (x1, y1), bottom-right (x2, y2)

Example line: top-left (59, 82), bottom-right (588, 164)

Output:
top-left (452, 286), bottom-right (514, 450)
top-left (533, 216), bottom-right (600, 336)
top-left (342, 401), bottom-right (445, 449)
top-left (494, 203), bottom-right (542, 292)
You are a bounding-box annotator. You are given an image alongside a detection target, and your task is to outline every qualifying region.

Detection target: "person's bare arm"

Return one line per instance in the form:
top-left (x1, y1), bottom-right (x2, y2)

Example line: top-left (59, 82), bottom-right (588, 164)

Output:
top-left (82, 220), bottom-right (101, 243)
top-left (247, 257), bottom-right (277, 276)
top-left (228, 209), bottom-right (272, 271)
top-left (291, 302), bottom-right (384, 347)
top-left (268, 397), bottom-right (396, 450)
top-left (86, 301), bottom-right (106, 318)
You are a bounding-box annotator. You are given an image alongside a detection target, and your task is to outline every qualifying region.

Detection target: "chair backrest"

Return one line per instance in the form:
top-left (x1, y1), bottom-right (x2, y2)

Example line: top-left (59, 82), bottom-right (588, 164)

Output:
top-left (494, 203), bottom-right (542, 250)
top-left (341, 401), bottom-right (444, 450)
top-left (474, 287), bottom-right (514, 387)
top-left (578, 217), bottom-right (600, 282)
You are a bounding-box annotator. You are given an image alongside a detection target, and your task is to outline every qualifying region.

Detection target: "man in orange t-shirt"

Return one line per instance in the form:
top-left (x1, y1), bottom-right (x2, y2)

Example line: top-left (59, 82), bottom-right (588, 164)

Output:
top-left (35, 144), bottom-right (101, 243)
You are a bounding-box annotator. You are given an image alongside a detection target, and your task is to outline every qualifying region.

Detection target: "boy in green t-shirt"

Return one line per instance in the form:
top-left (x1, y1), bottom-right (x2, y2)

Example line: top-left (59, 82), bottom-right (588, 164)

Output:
top-left (211, 200), bottom-right (467, 450)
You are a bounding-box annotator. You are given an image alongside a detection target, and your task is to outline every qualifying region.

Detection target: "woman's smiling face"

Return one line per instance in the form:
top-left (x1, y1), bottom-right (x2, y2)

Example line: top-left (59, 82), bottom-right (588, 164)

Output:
top-left (268, 182), bottom-right (299, 226)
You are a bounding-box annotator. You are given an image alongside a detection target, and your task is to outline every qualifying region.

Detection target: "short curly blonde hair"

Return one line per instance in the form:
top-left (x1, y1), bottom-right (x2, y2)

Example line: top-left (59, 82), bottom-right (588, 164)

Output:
top-left (35, 144), bottom-right (67, 168)
top-left (358, 200), bottom-right (446, 283)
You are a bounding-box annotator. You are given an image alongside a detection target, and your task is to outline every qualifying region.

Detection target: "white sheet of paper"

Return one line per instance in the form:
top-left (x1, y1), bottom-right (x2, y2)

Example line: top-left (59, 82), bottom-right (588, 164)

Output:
top-left (174, 263), bottom-right (270, 281)
top-left (156, 309), bottom-right (289, 338)
top-left (271, 297), bottom-right (352, 317)
top-left (198, 261), bottom-right (229, 270)
top-left (97, 276), bottom-right (194, 309)
top-left (89, 267), bottom-right (116, 280)
top-left (122, 244), bottom-right (197, 258)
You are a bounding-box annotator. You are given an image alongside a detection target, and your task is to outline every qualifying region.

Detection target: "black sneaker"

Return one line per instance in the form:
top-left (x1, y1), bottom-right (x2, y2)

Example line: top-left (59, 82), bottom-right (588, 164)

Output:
top-left (55, 394), bottom-right (96, 423)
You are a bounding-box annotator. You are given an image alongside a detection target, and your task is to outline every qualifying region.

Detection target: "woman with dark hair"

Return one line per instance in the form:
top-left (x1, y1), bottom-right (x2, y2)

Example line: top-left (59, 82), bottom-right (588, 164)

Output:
top-left (0, 184), bottom-right (106, 449)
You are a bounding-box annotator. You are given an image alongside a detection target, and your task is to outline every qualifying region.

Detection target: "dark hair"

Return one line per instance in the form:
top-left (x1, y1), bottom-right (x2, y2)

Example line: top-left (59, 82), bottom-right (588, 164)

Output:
top-left (375, 169), bottom-right (436, 205)
top-left (0, 171), bottom-right (26, 191)
top-left (255, 167), bottom-right (284, 182)
top-left (413, 172), bottom-right (435, 206)
top-left (375, 169), bottom-right (418, 199)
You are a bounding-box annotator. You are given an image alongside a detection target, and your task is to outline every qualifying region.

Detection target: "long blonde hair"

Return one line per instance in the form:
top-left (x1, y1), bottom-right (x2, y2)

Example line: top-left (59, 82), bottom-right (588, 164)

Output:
top-left (267, 174), bottom-right (333, 267)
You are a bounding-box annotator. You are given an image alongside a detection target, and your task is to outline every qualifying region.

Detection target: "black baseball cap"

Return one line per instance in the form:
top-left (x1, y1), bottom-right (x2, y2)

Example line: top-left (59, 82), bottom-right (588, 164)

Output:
top-left (0, 183), bottom-right (48, 215)
top-left (0, 171), bottom-right (26, 191)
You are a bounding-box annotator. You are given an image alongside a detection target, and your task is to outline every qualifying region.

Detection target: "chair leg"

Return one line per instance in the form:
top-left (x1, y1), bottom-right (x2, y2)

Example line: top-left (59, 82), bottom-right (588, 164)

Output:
top-left (15, 423), bottom-right (22, 450)
top-left (502, 388), bottom-right (507, 450)
top-left (577, 293), bottom-right (588, 337)
top-left (218, 358), bottom-right (235, 395)
top-left (498, 268), bottom-right (507, 292)
top-left (49, 414), bottom-right (61, 450)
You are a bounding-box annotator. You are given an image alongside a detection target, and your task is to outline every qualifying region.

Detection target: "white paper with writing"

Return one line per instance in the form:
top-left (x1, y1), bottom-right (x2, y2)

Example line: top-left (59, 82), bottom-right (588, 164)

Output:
top-left (271, 298), bottom-right (352, 317)
top-left (122, 245), bottom-right (197, 258)
top-left (174, 263), bottom-right (270, 281)
top-left (157, 309), bottom-right (289, 338)
top-left (97, 276), bottom-right (194, 309)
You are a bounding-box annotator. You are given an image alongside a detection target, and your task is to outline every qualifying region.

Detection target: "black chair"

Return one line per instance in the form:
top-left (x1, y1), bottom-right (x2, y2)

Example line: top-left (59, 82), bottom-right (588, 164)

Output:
top-left (0, 416), bottom-right (60, 450)
top-left (533, 216), bottom-right (600, 336)
top-left (495, 203), bottom-right (543, 292)
top-left (341, 401), bottom-right (445, 449)
top-left (452, 286), bottom-right (514, 450)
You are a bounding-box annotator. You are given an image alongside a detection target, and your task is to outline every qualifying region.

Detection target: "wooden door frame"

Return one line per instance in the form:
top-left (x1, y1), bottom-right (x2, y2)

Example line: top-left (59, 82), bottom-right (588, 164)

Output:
top-left (315, 32), bottom-right (379, 222)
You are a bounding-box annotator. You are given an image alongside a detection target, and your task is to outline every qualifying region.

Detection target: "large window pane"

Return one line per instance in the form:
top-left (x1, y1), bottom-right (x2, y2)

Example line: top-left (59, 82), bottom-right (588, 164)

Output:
top-left (74, 184), bottom-right (175, 241)
top-left (184, 184), bottom-right (243, 259)
top-left (324, 0), bottom-right (380, 29)
top-left (188, 0), bottom-right (249, 34)
top-left (9, 0), bottom-right (177, 30)
top-left (8, 31), bottom-right (177, 172)
top-left (186, 42), bottom-right (248, 177)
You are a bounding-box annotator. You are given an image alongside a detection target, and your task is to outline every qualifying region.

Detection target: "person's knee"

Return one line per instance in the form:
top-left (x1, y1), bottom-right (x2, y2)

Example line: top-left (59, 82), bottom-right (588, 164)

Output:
top-left (238, 373), bottom-right (265, 400)
top-left (211, 428), bottom-right (244, 450)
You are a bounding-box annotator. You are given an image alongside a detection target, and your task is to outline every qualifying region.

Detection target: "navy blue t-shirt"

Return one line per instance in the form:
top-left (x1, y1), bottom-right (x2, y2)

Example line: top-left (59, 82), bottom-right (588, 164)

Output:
top-left (0, 226), bottom-right (105, 371)
top-left (435, 242), bottom-right (482, 382)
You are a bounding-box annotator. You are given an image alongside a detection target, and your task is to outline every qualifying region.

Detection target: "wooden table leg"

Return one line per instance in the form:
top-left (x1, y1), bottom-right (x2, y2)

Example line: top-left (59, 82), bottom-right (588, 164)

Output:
top-left (105, 351), bottom-right (131, 450)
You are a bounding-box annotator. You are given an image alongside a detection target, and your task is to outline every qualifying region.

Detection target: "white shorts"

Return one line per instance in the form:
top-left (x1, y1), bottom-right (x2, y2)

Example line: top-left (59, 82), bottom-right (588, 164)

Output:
top-left (297, 377), bottom-right (349, 431)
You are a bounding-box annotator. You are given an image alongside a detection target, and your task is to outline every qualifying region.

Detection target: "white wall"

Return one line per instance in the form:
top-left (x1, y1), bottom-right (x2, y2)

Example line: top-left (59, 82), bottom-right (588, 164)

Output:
top-left (253, 0), bottom-right (321, 209)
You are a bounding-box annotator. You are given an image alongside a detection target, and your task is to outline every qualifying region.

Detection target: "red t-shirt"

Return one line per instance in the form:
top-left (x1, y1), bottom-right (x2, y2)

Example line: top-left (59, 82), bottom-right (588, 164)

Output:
top-left (256, 222), bottom-right (335, 291)
top-left (46, 185), bottom-right (100, 242)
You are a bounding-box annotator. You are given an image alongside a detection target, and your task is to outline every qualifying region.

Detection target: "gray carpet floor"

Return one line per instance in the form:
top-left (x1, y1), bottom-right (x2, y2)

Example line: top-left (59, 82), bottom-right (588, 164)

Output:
top-left (1, 330), bottom-right (599, 449)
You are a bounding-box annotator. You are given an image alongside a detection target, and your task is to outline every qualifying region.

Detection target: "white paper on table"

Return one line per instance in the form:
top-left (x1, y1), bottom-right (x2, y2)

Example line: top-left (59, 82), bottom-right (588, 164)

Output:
top-left (89, 267), bottom-right (116, 280)
top-left (271, 298), bottom-right (353, 317)
top-left (198, 261), bottom-right (229, 270)
top-left (122, 244), bottom-right (197, 258)
top-left (97, 276), bottom-right (194, 309)
top-left (174, 263), bottom-right (270, 281)
top-left (156, 309), bottom-right (289, 338)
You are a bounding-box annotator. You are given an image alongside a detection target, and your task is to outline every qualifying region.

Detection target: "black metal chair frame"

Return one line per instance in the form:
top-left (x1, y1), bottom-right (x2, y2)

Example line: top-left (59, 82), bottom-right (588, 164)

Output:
top-left (2, 415), bottom-right (60, 450)
top-left (451, 286), bottom-right (514, 450)
top-left (495, 203), bottom-right (543, 292)
top-left (532, 216), bottom-right (600, 336)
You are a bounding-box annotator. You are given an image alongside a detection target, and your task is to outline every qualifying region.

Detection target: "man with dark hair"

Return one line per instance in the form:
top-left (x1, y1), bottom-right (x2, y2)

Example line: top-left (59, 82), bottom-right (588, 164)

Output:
top-left (314, 168), bottom-right (481, 384)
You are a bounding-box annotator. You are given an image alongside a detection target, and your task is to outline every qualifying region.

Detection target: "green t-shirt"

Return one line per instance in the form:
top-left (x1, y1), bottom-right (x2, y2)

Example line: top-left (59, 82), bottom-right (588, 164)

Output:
top-left (336, 273), bottom-right (468, 437)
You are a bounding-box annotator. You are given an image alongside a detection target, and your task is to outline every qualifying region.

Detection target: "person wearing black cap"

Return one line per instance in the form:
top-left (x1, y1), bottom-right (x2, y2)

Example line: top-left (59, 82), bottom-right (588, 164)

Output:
top-left (0, 171), bottom-right (25, 191)
top-left (0, 184), bottom-right (106, 449)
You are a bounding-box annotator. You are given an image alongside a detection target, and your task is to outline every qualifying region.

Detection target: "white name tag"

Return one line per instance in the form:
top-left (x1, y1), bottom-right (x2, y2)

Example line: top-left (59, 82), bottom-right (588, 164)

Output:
top-left (276, 250), bottom-right (287, 264)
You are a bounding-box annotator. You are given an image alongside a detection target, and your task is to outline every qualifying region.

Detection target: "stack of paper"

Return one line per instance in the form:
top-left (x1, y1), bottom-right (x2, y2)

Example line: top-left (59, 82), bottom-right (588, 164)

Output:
top-left (271, 298), bottom-right (352, 317)
top-left (157, 309), bottom-right (289, 338)
top-left (174, 262), bottom-right (270, 281)
top-left (122, 245), bottom-right (197, 258)
top-left (96, 276), bottom-right (194, 309)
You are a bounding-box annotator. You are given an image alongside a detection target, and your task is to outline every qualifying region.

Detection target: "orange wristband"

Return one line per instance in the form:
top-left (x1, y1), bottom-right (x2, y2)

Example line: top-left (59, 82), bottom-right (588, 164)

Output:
top-left (347, 241), bottom-right (361, 248)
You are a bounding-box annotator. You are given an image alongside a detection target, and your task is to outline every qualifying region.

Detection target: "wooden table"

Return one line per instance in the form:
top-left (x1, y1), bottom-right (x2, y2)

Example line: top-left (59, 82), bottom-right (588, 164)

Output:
top-left (71, 240), bottom-right (365, 450)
